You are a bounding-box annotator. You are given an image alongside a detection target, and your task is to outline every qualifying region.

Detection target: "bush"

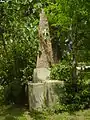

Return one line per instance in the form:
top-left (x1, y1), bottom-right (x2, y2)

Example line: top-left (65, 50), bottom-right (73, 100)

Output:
top-left (50, 61), bottom-right (72, 81)
top-left (0, 0), bottom-right (39, 104)
top-left (50, 61), bottom-right (90, 111)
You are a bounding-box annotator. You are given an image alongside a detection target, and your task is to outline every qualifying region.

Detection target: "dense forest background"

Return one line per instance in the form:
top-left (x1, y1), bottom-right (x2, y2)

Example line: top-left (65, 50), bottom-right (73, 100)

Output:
top-left (0, 0), bottom-right (90, 111)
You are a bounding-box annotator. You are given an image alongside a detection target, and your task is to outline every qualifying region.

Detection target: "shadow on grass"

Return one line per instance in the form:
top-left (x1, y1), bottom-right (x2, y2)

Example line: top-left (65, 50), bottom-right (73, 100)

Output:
top-left (0, 105), bottom-right (27, 120)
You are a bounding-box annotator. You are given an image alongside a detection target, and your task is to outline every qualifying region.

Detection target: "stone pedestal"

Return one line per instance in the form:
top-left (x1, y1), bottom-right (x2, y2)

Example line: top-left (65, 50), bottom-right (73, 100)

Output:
top-left (28, 80), bottom-right (64, 111)
top-left (44, 80), bottom-right (64, 107)
top-left (28, 82), bottom-right (45, 111)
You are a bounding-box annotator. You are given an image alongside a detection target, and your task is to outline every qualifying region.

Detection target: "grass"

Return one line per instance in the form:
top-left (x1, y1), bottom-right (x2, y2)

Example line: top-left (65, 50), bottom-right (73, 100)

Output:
top-left (0, 105), bottom-right (90, 120)
top-left (47, 109), bottom-right (90, 120)
top-left (0, 105), bottom-right (31, 120)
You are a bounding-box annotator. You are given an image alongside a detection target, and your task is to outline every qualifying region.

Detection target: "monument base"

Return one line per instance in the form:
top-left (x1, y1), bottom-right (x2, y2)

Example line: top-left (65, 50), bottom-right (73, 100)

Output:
top-left (28, 80), bottom-right (64, 111)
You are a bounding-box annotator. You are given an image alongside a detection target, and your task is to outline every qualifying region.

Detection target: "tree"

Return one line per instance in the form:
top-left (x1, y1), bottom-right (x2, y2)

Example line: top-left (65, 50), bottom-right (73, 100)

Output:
top-left (0, 0), bottom-right (39, 104)
top-left (45, 0), bottom-right (90, 83)
top-left (49, 0), bottom-right (90, 110)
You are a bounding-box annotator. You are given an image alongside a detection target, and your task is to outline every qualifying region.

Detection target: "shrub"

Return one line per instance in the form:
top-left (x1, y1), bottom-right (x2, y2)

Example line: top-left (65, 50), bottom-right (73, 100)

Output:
top-left (0, 0), bottom-right (39, 104)
top-left (50, 61), bottom-right (72, 81)
top-left (50, 61), bottom-right (90, 111)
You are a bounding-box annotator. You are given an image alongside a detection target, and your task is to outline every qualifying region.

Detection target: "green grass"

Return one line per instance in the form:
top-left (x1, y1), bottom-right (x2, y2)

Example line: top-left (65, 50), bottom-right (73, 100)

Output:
top-left (0, 105), bottom-right (90, 120)
top-left (47, 109), bottom-right (90, 120)
top-left (0, 105), bottom-right (31, 120)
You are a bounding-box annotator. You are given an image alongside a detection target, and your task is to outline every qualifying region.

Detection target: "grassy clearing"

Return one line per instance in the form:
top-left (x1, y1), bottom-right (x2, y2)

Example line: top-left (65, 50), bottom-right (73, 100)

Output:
top-left (0, 105), bottom-right (90, 120)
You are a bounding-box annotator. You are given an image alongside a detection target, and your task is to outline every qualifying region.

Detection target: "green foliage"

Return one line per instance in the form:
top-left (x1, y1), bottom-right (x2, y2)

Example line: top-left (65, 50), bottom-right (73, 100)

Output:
top-left (50, 61), bottom-right (72, 81)
top-left (50, 62), bottom-right (90, 111)
top-left (0, 0), bottom-right (39, 104)
top-left (48, 0), bottom-right (90, 112)
top-left (44, 0), bottom-right (90, 61)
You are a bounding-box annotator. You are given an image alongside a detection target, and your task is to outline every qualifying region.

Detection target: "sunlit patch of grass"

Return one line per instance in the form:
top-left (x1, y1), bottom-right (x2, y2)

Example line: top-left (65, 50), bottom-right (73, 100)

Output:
top-left (48, 109), bottom-right (90, 120)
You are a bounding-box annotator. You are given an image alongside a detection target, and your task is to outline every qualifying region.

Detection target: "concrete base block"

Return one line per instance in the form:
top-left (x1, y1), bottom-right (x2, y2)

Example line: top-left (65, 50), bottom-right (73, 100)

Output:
top-left (45, 80), bottom-right (64, 107)
top-left (28, 82), bottom-right (45, 111)
top-left (28, 80), bottom-right (64, 111)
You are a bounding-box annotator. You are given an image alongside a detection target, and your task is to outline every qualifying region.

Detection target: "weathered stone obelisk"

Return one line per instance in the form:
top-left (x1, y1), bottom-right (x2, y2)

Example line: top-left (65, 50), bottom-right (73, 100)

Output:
top-left (36, 9), bottom-right (54, 68)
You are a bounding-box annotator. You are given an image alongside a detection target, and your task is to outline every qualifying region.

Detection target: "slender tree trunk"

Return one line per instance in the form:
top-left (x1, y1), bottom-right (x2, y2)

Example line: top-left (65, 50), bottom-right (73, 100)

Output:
top-left (71, 23), bottom-right (78, 92)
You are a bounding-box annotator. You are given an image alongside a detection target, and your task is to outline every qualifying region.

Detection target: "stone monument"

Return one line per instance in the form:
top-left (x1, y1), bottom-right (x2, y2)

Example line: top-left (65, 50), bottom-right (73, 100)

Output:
top-left (37, 9), bottom-right (54, 68)
top-left (28, 9), bottom-right (64, 111)
top-left (33, 9), bottom-right (53, 83)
